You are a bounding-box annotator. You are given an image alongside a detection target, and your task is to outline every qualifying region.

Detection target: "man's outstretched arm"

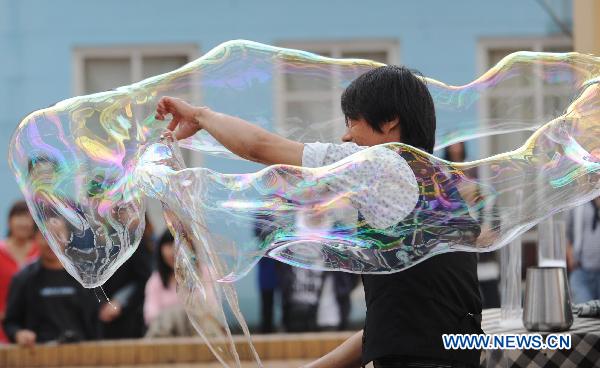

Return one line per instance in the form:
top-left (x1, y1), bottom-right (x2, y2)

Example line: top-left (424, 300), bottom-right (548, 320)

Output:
top-left (155, 96), bottom-right (304, 166)
top-left (302, 329), bottom-right (363, 368)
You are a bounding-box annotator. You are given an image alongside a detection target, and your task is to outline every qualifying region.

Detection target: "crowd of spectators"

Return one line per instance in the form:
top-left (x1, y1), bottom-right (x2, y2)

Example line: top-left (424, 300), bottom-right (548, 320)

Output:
top-left (0, 201), bottom-right (194, 346)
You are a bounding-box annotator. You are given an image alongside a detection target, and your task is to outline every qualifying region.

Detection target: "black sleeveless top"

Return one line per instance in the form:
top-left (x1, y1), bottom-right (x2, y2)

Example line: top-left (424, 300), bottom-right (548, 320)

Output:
top-left (359, 152), bottom-right (483, 366)
top-left (361, 254), bottom-right (482, 365)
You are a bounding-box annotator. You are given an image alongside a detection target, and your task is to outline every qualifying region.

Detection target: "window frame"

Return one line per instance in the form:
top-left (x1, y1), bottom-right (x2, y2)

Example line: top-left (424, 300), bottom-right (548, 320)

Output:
top-left (72, 44), bottom-right (199, 95)
top-left (73, 44), bottom-right (201, 235)
top-left (72, 43), bottom-right (202, 162)
top-left (274, 39), bottom-right (400, 140)
top-left (477, 36), bottom-right (572, 243)
top-left (477, 36), bottom-right (572, 165)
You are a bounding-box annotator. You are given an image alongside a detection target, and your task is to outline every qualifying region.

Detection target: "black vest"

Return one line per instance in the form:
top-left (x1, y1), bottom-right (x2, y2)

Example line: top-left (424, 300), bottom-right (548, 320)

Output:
top-left (360, 151), bottom-right (483, 366)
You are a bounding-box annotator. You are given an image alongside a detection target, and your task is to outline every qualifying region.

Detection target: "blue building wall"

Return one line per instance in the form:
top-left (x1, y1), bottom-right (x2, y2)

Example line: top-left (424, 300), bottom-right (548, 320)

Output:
top-left (0, 0), bottom-right (571, 327)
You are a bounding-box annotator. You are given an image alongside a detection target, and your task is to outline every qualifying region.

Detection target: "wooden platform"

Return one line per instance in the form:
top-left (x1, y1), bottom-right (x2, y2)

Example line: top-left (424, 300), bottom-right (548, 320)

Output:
top-left (0, 332), bottom-right (353, 367)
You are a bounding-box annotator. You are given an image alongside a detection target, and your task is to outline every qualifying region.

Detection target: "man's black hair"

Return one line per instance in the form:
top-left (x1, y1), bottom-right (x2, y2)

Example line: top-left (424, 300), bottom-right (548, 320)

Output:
top-left (156, 229), bottom-right (175, 288)
top-left (341, 65), bottom-right (436, 153)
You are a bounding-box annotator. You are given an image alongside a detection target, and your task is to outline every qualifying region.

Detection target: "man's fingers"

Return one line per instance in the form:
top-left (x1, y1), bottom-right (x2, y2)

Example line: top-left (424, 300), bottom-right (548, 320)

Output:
top-left (158, 96), bottom-right (170, 107)
top-left (156, 97), bottom-right (168, 111)
top-left (156, 97), bottom-right (175, 121)
top-left (167, 116), bottom-right (180, 131)
top-left (159, 96), bottom-right (175, 111)
top-left (156, 100), bottom-right (164, 113)
top-left (155, 105), bottom-right (165, 120)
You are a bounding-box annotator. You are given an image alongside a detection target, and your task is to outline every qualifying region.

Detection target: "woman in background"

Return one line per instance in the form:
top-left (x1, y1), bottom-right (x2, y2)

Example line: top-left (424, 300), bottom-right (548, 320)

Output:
top-left (445, 142), bottom-right (500, 308)
top-left (144, 230), bottom-right (179, 327)
top-left (0, 201), bottom-right (39, 343)
top-left (144, 229), bottom-right (196, 337)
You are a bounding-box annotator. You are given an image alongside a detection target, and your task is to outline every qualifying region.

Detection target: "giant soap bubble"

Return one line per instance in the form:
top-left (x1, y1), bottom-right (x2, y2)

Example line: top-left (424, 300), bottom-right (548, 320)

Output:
top-left (8, 40), bottom-right (600, 366)
top-left (10, 40), bottom-right (599, 286)
top-left (137, 103), bottom-right (600, 282)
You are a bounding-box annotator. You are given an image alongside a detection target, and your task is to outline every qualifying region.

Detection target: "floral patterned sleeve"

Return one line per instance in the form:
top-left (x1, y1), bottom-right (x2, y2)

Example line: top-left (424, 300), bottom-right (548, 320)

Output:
top-left (302, 142), bottom-right (419, 229)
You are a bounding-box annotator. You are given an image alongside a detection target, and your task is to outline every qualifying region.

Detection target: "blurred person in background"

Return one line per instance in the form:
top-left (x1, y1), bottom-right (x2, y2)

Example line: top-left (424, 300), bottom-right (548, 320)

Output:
top-left (142, 214), bottom-right (156, 253)
top-left (318, 269), bottom-right (359, 332)
top-left (567, 196), bottom-right (600, 303)
top-left (278, 209), bottom-right (329, 332)
top-left (316, 218), bottom-right (359, 332)
top-left (0, 201), bottom-right (39, 343)
top-left (443, 142), bottom-right (466, 164)
top-left (144, 230), bottom-right (177, 326)
top-left (254, 213), bottom-right (279, 333)
top-left (257, 258), bottom-right (279, 333)
top-left (144, 229), bottom-right (194, 337)
top-left (98, 215), bottom-right (153, 339)
top-left (3, 217), bottom-right (98, 346)
top-left (278, 264), bottom-right (322, 332)
top-left (279, 209), bottom-right (358, 332)
top-left (444, 142), bottom-right (500, 308)
top-left (144, 229), bottom-right (222, 338)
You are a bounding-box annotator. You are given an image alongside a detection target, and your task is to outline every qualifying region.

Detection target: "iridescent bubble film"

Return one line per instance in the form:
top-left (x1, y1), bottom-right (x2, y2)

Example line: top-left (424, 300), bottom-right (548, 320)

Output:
top-left (145, 139), bottom-right (259, 366)
top-left (8, 40), bottom-right (600, 366)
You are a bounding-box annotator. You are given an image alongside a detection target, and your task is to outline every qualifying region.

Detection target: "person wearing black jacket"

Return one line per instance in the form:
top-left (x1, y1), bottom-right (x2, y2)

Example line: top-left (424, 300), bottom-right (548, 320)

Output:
top-left (97, 220), bottom-right (153, 339)
top-left (3, 218), bottom-right (98, 346)
top-left (64, 175), bottom-right (153, 340)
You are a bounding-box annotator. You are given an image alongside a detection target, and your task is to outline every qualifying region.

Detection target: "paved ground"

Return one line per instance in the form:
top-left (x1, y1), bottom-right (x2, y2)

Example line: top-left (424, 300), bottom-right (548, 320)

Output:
top-left (72, 361), bottom-right (311, 368)
top-left (72, 361), bottom-right (376, 367)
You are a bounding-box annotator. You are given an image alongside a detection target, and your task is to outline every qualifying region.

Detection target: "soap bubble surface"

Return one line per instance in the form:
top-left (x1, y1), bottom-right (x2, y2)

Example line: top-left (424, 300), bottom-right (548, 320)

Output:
top-left (9, 40), bottom-right (600, 366)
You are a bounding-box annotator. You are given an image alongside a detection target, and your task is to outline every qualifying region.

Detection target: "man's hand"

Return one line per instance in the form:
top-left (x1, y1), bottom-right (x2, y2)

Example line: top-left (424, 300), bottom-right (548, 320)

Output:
top-left (156, 96), bottom-right (303, 166)
top-left (155, 96), bottom-right (205, 140)
top-left (99, 302), bottom-right (122, 322)
top-left (301, 330), bottom-right (363, 368)
top-left (15, 329), bottom-right (36, 347)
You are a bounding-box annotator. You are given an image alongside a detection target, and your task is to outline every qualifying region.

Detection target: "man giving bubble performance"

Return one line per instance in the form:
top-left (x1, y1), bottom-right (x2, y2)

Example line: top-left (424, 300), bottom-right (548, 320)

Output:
top-left (156, 65), bottom-right (482, 368)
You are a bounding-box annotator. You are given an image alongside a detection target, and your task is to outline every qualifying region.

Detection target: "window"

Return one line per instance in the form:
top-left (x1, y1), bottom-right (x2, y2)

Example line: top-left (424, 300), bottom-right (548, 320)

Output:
top-left (478, 38), bottom-right (572, 157)
top-left (73, 44), bottom-right (200, 161)
top-left (477, 37), bottom-right (572, 246)
top-left (73, 45), bottom-right (199, 233)
top-left (275, 40), bottom-right (399, 142)
top-left (74, 45), bottom-right (198, 94)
